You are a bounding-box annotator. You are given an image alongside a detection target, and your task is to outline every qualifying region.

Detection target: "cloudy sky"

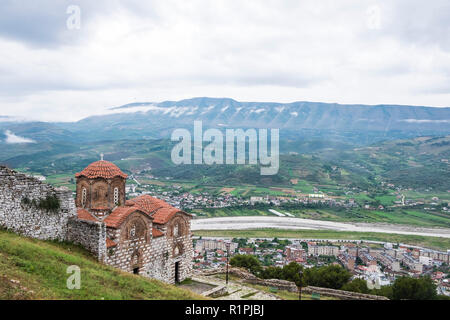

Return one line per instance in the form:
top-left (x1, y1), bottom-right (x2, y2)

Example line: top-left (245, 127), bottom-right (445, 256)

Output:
top-left (0, 0), bottom-right (449, 122)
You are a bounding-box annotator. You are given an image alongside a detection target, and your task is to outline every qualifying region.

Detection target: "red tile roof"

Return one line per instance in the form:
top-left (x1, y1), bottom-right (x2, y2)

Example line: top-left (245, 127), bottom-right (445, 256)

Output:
top-left (152, 206), bottom-right (180, 224)
top-left (106, 238), bottom-right (117, 248)
top-left (75, 160), bottom-right (128, 179)
top-left (77, 208), bottom-right (98, 222)
top-left (126, 195), bottom-right (167, 214)
top-left (103, 206), bottom-right (148, 228)
top-left (91, 206), bottom-right (110, 211)
top-left (76, 193), bottom-right (189, 230)
top-left (152, 228), bottom-right (164, 238)
top-left (127, 194), bottom-right (190, 224)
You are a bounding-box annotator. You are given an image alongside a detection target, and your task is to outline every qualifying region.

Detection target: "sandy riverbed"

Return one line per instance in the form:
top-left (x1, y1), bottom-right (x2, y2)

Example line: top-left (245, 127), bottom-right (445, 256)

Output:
top-left (191, 216), bottom-right (450, 238)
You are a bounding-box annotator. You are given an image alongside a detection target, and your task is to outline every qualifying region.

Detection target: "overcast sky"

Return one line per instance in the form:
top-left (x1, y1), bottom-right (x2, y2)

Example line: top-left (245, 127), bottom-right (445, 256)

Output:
top-left (0, 0), bottom-right (449, 122)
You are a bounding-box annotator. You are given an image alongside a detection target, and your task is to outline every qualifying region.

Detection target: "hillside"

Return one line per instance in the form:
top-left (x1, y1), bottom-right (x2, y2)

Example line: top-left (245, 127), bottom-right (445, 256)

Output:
top-left (61, 98), bottom-right (450, 137)
top-left (318, 135), bottom-right (450, 190)
top-left (1, 98), bottom-right (449, 144)
top-left (0, 228), bottom-right (204, 300)
top-left (2, 134), bottom-right (450, 194)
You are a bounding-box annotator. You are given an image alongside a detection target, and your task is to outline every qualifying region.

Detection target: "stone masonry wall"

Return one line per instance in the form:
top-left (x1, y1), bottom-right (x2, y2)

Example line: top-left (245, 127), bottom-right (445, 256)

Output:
top-left (67, 218), bottom-right (107, 261)
top-left (104, 231), bottom-right (153, 272)
top-left (145, 230), bottom-right (194, 284)
top-left (0, 166), bottom-right (76, 241)
top-left (106, 230), bottom-right (194, 284)
top-left (198, 267), bottom-right (388, 300)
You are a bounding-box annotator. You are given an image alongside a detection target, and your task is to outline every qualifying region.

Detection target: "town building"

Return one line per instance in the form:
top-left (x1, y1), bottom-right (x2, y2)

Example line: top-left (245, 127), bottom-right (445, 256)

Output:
top-left (308, 244), bottom-right (340, 257)
top-left (285, 245), bottom-right (306, 263)
top-left (195, 239), bottom-right (238, 253)
top-left (402, 254), bottom-right (423, 273)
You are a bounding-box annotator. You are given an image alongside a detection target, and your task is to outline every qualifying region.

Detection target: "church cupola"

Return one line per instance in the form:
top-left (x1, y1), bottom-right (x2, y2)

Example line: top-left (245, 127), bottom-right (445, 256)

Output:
top-left (75, 157), bottom-right (128, 213)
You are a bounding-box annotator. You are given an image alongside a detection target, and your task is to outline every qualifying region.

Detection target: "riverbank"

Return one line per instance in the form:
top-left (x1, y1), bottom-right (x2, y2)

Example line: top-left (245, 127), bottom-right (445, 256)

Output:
top-left (193, 228), bottom-right (450, 251)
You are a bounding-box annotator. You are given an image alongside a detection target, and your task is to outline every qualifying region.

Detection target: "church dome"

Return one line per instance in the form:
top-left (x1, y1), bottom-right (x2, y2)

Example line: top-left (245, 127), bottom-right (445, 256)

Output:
top-left (75, 160), bottom-right (128, 179)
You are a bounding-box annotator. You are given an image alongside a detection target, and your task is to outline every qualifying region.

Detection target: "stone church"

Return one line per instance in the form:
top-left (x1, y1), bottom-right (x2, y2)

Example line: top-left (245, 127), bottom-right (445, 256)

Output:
top-left (72, 159), bottom-right (193, 283)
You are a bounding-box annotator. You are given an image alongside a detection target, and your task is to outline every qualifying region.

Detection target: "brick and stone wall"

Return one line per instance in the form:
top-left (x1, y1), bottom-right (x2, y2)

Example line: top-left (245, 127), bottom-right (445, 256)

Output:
top-left (105, 232), bottom-right (153, 272)
top-left (157, 230), bottom-right (194, 284)
top-left (0, 166), bottom-right (76, 241)
top-left (197, 267), bottom-right (389, 300)
top-left (105, 228), bottom-right (194, 284)
top-left (104, 215), bottom-right (193, 284)
top-left (302, 286), bottom-right (389, 300)
top-left (75, 176), bottom-right (126, 209)
top-left (67, 218), bottom-right (107, 261)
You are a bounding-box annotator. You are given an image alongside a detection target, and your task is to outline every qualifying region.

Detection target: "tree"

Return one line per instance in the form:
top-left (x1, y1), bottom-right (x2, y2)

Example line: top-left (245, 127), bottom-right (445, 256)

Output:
top-left (304, 265), bottom-right (351, 289)
top-left (281, 262), bottom-right (305, 287)
top-left (260, 266), bottom-right (283, 280)
top-left (229, 254), bottom-right (262, 275)
top-left (391, 276), bottom-right (437, 300)
top-left (341, 278), bottom-right (369, 294)
top-left (371, 285), bottom-right (393, 299)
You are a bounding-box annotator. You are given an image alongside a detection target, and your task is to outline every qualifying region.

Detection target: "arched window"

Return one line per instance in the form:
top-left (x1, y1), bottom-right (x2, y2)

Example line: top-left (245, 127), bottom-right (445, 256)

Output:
top-left (129, 224), bottom-right (136, 238)
top-left (173, 244), bottom-right (183, 257)
top-left (81, 188), bottom-right (87, 207)
top-left (122, 216), bottom-right (148, 243)
top-left (113, 187), bottom-right (119, 205)
top-left (172, 219), bottom-right (186, 238)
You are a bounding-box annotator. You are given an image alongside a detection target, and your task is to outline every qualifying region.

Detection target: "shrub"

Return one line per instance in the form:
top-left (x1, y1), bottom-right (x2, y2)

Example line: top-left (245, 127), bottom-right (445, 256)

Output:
top-left (341, 278), bottom-right (370, 294)
top-left (21, 195), bottom-right (60, 213)
top-left (38, 195), bottom-right (61, 213)
top-left (304, 264), bottom-right (351, 289)
top-left (391, 276), bottom-right (437, 300)
top-left (229, 254), bottom-right (262, 275)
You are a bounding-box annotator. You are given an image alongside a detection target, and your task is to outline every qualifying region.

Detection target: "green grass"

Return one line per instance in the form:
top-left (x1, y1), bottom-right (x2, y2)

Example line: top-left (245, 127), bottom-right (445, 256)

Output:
top-left (191, 207), bottom-right (274, 218)
top-left (0, 229), bottom-right (204, 300)
top-left (193, 228), bottom-right (450, 251)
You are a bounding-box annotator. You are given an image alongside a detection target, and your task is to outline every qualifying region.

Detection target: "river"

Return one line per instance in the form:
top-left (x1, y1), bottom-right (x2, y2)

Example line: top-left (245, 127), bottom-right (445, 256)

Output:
top-left (191, 216), bottom-right (450, 238)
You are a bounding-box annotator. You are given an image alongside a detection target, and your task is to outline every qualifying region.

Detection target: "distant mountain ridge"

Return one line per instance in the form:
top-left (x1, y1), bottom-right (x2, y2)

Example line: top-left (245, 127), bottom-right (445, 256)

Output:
top-left (1, 97), bottom-right (449, 143)
top-left (102, 97), bottom-right (450, 131)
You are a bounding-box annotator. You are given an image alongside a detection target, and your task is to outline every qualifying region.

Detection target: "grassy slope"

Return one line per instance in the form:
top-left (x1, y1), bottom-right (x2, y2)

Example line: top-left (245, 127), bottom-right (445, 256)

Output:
top-left (0, 229), bottom-right (204, 300)
top-left (193, 229), bottom-right (450, 251)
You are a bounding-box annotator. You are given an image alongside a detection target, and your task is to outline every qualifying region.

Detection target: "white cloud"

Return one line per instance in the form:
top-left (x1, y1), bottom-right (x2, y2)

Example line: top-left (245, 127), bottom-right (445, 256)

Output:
top-left (4, 130), bottom-right (36, 144)
top-left (0, 1), bottom-right (449, 122)
top-left (399, 119), bottom-right (450, 123)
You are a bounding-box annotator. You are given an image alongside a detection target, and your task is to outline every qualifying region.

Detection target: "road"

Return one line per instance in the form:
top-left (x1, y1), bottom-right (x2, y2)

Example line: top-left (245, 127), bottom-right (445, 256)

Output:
top-left (191, 216), bottom-right (450, 238)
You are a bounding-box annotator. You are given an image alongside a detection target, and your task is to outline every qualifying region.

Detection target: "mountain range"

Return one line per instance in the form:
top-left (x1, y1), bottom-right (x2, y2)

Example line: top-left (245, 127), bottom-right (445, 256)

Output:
top-left (1, 97), bottom-right (449, 144)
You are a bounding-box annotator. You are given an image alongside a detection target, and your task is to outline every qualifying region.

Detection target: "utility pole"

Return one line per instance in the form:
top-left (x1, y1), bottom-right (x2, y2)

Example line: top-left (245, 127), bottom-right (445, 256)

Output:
top-left (355, 242), bottom-right (359, 268)
top-left (226, 241), bottom-right (230, 285)
top-left (298, 270), bottom-right (304, 301)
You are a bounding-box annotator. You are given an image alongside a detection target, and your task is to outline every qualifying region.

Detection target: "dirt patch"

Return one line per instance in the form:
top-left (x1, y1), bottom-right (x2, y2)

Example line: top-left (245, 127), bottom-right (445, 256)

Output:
top-left (179, 280), bottom-right (216, 295)
top-left (220, 188), bottom-right (235, 194)
top-left (0, 276), bottom-right (34, 300)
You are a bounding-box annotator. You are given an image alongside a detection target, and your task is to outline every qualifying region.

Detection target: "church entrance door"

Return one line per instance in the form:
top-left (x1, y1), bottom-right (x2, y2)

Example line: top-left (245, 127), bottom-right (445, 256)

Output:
top-left (175, 262), bottom-right (180, 283)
